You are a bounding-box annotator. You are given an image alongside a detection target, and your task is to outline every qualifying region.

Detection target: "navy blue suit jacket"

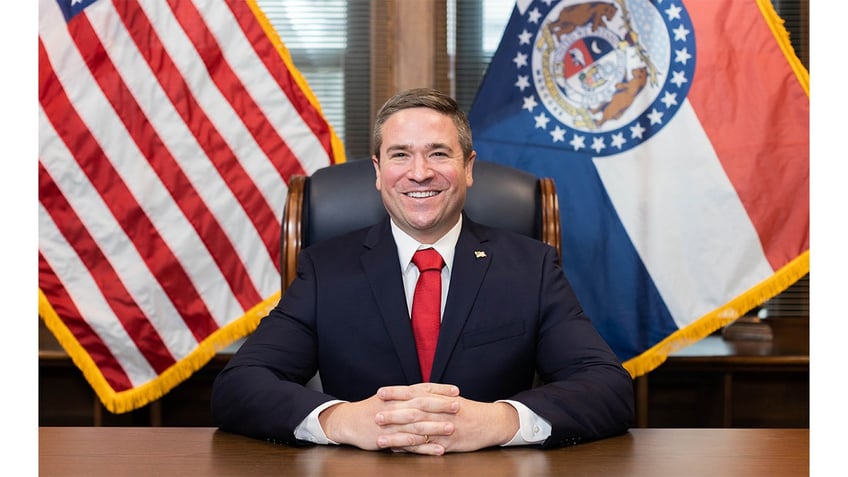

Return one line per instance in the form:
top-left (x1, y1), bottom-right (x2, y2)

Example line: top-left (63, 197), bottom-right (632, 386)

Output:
top-left (211, 214), bottom-right (634, 448)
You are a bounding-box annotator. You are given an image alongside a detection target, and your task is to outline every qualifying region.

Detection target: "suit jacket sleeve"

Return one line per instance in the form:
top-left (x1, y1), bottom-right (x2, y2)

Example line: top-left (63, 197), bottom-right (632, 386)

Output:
top-left (210, 247), bottom-right (336, 446)
top-left (509, 245), bottom-right (635, 448)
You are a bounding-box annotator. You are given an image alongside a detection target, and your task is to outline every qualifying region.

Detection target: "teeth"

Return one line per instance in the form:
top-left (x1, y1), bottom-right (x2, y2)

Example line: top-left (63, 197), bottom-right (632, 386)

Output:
top-left (407, 191), bottom-right (438, 198)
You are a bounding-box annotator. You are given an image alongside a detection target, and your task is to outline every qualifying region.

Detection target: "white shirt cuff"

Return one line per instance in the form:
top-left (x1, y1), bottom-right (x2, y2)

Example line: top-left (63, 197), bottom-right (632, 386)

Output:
top-left (292, 400), bottom-right (345, 444)
top-left (498, 400), bottom-right (552, 446)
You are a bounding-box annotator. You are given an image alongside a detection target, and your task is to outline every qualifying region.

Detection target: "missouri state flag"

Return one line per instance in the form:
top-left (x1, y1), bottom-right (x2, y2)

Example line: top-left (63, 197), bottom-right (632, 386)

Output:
top-left (469, 0), bottom-right (809, 376)
top-left (39, 0), bottom-right (343, 413)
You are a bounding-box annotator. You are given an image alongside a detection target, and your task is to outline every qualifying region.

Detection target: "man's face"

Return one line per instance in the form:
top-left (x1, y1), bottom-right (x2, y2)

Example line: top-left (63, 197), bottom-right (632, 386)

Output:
top-left (373, 107), bottom-right (474, 244)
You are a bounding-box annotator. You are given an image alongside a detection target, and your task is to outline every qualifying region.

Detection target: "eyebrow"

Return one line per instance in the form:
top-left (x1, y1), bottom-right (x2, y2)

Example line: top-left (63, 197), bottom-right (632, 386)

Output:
top-left (385, 142), bottom-right (453, 153)
top-left (426, 142), bottom-right (452, 151)
top-left (385, 144), bottom-right (411, 153)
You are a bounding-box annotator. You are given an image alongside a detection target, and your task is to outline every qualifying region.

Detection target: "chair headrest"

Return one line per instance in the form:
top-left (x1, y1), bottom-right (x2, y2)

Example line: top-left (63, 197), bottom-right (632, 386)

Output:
top-left (303, 159), bottom-right (541, 247)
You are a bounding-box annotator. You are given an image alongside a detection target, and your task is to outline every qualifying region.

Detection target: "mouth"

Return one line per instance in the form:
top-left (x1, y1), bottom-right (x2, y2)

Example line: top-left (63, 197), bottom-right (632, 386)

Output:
top-left (404, 191), bottom-right (440, 199)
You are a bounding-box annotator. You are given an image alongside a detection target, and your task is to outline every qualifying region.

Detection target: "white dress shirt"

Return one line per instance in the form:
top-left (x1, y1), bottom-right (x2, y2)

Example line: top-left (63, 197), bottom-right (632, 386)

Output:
top-left (294, 215), bottom-right (551, 446)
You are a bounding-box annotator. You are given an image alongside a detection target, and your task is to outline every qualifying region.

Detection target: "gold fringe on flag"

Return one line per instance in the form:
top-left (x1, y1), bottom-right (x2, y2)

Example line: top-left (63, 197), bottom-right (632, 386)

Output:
top-left (623, 250), bottom-right (809, 378)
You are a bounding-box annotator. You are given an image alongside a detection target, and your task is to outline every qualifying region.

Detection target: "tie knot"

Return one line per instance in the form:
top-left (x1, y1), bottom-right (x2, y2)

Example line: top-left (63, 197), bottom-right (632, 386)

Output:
top-left (412, 248), bottom-right (444, 272)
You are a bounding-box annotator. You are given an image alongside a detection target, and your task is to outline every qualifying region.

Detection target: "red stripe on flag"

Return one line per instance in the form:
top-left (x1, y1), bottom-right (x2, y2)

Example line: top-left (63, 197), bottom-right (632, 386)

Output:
top-left (686, 0), bottom-right (809, 269)
top-left (71, 4), bottom-right (266, 310)
top-left (167, 0), bottom-right (309, 184)
top-left (39, 163), bottom-right (177, 375)
top-left (226, 0), bottom-right (337, 161)
top-left (39, 253), bottom-right (135, 391)
top-left (39, 39), bottom-right (220, 344)
top-left (112, 1), bottom-right (282, 277)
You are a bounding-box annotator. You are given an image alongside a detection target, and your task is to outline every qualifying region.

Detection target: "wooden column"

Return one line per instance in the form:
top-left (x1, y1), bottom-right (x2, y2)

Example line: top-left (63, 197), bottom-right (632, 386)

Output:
top-left (370, 0), bottom-right (446, 121)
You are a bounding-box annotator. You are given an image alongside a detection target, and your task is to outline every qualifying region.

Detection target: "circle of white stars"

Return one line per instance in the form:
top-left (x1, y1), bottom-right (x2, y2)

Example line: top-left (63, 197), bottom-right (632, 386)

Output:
top-left (512, 0), bottom-right (693, 155)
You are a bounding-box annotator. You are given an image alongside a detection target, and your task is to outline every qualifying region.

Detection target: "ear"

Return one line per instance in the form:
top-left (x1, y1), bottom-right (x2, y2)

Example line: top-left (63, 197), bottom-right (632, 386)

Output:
top-left (465, 152), bottom-right (476, 188)
top-left (372, 155), bottom-right (382, 191)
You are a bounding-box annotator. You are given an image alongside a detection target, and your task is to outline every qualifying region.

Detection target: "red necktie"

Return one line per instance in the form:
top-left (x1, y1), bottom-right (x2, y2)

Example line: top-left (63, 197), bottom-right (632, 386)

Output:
top-left (411, 248), bottom-right (444, 382)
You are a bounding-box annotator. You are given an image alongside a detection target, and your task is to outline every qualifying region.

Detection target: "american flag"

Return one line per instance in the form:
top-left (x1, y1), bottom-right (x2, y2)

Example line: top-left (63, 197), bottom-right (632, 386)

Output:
top-left (38, 0), bottom-right (343, 413)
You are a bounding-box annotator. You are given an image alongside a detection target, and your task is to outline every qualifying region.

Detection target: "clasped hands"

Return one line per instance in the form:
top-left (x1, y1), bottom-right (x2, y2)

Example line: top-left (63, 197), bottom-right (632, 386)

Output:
top-left (318, 382), bottom-right (519, 455)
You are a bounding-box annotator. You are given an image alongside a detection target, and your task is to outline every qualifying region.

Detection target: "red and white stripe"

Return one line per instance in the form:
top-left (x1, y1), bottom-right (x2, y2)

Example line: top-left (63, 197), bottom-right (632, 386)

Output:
top-left (39, 0), bottom-right (338, 399)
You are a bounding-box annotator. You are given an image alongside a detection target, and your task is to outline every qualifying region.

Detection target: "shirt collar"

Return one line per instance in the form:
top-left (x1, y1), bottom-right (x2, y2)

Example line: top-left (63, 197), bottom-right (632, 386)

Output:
top-left (390, 215), bottom-right (462, 272)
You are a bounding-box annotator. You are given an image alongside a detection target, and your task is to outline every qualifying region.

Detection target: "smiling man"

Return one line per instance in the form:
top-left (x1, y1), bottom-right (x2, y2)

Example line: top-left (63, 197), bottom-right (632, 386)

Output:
top-left (372, 95), bottom-right (474, 245)
top-left (211, 88), bottom-right (634, 455)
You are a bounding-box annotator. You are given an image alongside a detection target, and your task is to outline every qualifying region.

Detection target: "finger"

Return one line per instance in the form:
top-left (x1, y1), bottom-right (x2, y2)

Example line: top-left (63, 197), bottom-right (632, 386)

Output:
top-left (375, 401), bottom-right (458, 427)
top-left (414, 382), bottom-right (460, 396)
top-left (378, 383), bottom-right (459, 401)
top-left (394, 443), bottom-right (446, 456)
top-left (376, 432), bottom-right (448, 454)
top-left (375, 410), bottom-right (457, 433)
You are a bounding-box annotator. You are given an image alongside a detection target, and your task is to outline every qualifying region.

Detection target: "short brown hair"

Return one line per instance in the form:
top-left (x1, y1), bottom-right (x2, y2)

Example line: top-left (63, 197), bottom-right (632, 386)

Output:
top-left (372, 88), bottom-right (473, 162)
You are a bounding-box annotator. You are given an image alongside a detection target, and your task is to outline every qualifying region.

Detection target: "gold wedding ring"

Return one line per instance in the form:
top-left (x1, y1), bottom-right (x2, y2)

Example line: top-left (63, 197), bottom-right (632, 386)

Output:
top-left (423, 434), bottom-right (430, 444)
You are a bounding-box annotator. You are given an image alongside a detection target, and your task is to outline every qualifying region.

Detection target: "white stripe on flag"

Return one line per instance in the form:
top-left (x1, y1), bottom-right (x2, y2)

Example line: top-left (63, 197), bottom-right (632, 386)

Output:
top-left (594, 101), bottom-right (774, 326)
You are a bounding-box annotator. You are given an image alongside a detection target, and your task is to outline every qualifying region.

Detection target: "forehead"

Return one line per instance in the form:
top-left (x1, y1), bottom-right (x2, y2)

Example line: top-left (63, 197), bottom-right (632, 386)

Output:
top-left (382, 108), bottom-right (458, 144)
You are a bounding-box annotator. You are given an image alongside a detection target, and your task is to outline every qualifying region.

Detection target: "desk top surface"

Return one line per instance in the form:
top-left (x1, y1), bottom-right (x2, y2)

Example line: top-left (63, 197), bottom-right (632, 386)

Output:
top-left (39, 427), bottom-right (808, 477)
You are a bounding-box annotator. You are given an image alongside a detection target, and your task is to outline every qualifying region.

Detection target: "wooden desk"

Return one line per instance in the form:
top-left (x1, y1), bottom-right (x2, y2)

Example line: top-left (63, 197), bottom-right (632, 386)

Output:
top-left (39, 427), bottom-right (808, 476)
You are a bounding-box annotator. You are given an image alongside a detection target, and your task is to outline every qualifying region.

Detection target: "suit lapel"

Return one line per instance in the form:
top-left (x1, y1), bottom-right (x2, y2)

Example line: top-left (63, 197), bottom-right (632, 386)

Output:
top-left (430, 218), bottom-right (491, 383)
top-left (361, 218), bottom-right (422, 383)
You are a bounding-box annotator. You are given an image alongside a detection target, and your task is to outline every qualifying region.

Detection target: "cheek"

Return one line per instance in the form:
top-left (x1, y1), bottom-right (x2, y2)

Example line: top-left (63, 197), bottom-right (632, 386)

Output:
top-left (377, 167), bottom-right (405, 191)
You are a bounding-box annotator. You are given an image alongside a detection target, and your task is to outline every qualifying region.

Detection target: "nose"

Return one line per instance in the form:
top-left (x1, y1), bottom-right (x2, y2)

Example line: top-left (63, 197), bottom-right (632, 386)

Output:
top-left (407, 154), bottom-right (434, 181)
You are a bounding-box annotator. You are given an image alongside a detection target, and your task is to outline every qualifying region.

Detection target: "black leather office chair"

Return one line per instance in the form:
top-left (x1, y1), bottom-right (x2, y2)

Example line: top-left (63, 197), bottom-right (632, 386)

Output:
top-left (280, 159), bottom-right (561, 291)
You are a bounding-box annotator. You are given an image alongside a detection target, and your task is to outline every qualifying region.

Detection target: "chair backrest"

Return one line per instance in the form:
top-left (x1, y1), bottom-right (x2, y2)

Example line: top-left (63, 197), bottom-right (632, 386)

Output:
top-left (281, 159), bottom-right (561, 291)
